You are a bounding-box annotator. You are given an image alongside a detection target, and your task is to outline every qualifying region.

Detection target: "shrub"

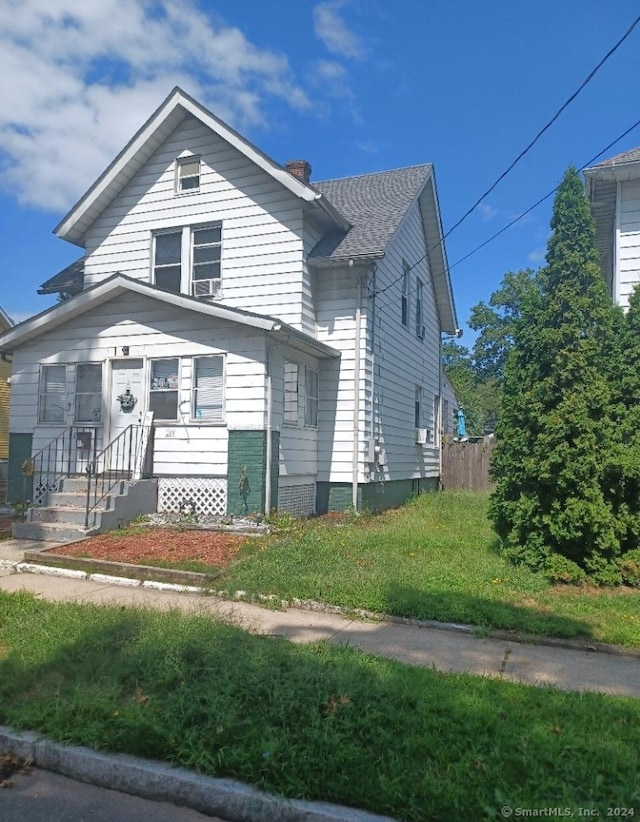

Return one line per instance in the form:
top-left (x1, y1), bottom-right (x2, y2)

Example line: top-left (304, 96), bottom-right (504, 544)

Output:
top-left (619, 549), bottom-right (640, 587)
top-left (544, 554), bottom-right (586, 585)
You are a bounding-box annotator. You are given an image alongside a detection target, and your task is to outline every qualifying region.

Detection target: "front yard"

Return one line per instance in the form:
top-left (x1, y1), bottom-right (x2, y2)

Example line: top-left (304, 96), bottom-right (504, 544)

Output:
top-left (42, 491), bottom-right (640, 648)
top-left (1, 592), bottom-right (639, 820)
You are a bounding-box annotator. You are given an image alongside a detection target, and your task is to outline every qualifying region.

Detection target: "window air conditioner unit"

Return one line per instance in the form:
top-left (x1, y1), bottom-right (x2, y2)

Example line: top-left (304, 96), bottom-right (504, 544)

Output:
top-left (415, 427), bottom-right (428, 445)
top-left (192, 279), bottom-right (221, 299)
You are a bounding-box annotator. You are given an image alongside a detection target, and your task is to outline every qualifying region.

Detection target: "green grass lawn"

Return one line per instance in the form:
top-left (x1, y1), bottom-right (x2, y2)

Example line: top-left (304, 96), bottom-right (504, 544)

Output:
top-left (220, 491), bottom-right (640, 648)
top-left (1, 591), bottom-right (639, 821)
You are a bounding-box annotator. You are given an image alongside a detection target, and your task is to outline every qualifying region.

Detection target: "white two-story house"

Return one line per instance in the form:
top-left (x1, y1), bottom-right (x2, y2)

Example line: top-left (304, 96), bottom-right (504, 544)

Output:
top-left (585, 146), bottom-right (640, 308)
top-left (0, 87), bottom-right (458, 536)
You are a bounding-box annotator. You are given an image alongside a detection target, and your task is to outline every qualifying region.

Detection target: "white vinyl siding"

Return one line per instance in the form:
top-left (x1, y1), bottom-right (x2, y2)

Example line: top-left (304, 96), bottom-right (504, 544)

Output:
top-left (38, 364), bottom-right (66, 424)
top-left (83, 114), bottom-right (311, 331)
top-left (192, 355), bottom-right (224, 421)
top-left (9, 292), bottom-right (268, 476)
top-left (617, 179), bottom-right (640, 309)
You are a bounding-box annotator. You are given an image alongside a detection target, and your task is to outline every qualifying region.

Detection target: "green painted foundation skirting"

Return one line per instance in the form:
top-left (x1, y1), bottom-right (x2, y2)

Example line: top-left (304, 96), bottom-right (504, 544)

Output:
top-left (316, 477), bottom-right (439, 514)
top-left (7, 432), bottom-right (33, 503)
top-left (227, 430), bottom-right (279, 516)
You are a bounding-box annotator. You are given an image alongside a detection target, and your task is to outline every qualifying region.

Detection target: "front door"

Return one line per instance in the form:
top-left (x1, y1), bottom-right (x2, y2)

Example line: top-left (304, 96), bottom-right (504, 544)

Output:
top-left (109, 359), bottom-right (144, 445)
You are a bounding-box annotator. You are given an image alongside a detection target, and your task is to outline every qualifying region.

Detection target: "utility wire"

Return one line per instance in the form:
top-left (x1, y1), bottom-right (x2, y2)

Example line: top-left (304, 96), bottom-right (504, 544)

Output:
top-left (443, 12), bottom-right (640, 242)
top-left (449, 115), bottom-right (640, 272)
top-left (374, 114), bottom-right (640, 300)
top-left (372, 14), bottom-right (640, 300)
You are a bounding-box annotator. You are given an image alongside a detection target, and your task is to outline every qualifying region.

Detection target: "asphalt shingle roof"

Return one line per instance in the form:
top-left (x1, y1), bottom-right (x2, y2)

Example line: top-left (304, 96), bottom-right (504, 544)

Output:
top-left (588, 146), bottom-right (640, 168)
top-left (310, 164), bottom-right (432, 260)
top-left (38, 257), bottom-right (84, 295)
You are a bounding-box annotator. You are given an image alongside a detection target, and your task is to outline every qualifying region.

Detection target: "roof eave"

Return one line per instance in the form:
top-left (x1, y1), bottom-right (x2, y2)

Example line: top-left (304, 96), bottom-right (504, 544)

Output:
top-left (55, 87), bottom-right (347, 246)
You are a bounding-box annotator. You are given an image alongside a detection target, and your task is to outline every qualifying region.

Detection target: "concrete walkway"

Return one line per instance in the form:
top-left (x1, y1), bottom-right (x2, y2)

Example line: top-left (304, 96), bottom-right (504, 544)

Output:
top-left (2, 536), bottom-right (640, 822)
top-left (1, 538), bottom-right (639, 698)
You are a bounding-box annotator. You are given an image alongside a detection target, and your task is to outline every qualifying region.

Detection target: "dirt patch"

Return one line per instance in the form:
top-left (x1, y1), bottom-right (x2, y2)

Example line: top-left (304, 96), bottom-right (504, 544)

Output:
top-left (49, 527), bottom-right (249, 569)
top-left (0, 753), bottom-right (31, 788)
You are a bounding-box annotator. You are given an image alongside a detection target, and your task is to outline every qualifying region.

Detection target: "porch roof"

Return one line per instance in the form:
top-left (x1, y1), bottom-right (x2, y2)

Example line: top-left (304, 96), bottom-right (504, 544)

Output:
top-left (0, 274), bottom-right (340, 360)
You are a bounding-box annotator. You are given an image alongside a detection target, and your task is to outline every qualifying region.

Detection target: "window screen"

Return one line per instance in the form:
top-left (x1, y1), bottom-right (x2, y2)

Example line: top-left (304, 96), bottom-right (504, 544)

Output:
top-left (192, 356), bottom-right (224, 421)
top-left (38, 365), bottom-right (67, 423)
top-left (149, 359), bottom-right (179, 420)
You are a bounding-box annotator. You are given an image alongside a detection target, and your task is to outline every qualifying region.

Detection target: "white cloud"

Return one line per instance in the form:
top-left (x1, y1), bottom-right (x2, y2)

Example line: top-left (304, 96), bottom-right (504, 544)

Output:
top-left (528, 247), bottom-right (546, 263)
top-left (0, 0), bottom-right (311, 212)
top-left (313, 60), bottom-right (352, 97)
top-left (313, 0), bottom-right (364, 59)
top-left (478, 203), bottom-right (499, 221)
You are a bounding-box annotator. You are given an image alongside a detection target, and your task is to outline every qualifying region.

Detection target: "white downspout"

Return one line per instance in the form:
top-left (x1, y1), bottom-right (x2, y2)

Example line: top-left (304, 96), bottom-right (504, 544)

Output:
top-left (264, 344), bottom-right (273, 516)
top-left (352, 275), bottom-right (363, 511)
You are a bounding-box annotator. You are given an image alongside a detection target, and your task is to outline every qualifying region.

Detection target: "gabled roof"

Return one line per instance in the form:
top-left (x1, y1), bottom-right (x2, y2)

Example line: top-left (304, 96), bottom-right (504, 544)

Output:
top-left (38, 257), bottom-right (84, 295)
top-left (586, 146), bottom-right (640, 169)
top-left (55, 86), bottom-right (349, 247)
top-left (0, 274), bottom-right (340, 360)
top-left (310, 164), bottom-right (433, 260)
top-left (310, 163), bottom-right (458, 334)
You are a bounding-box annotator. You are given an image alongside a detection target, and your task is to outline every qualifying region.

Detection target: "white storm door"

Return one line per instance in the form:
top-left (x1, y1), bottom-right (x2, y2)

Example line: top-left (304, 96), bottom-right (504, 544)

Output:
top-left (109, 359), bottom-right (144, 443)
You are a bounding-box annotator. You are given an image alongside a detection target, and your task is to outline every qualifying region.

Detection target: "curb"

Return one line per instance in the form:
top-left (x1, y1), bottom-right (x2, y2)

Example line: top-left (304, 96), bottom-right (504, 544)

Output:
top-left (6, 558), bottom-right (640, 660)
top-left (0, 727), bottom-right (394, 822)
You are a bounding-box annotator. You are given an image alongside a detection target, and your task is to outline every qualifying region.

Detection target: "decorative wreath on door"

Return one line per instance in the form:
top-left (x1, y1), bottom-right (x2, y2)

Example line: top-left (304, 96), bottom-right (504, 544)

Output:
top-left (117, 390), bottom-right (137, 411)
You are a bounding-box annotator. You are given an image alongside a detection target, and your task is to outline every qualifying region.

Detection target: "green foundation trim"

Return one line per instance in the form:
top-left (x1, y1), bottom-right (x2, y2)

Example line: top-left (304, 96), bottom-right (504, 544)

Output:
top-left (316, 477), bottom-right (439, 514)
top-left (7, 433), bottom-right (33, 503)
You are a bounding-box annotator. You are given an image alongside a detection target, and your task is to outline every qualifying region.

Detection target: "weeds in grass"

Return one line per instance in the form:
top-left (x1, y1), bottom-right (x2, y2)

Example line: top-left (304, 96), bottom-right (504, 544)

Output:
top-left (221, 491), bottom-right (640, 647)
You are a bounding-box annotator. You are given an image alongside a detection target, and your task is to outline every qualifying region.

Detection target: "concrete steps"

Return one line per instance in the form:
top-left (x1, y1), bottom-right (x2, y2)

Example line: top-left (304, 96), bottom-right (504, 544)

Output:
top-left (12, 476), bottom-right (158, 542)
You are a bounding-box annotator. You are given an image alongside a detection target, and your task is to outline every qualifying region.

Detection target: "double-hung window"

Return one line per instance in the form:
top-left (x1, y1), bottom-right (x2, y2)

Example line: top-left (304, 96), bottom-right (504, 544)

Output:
top-left (283, 362), bottom-right (299, 424)
top-left (304, 367), bottom-right (318, 427)
top-left (153, 231), bottom-right (182, 294)
top-left (192, 356), bottom-right (224, 422)
top-left (38, 365), bottom-right (67, 423)
top-left (152, 224), bottom-right (222, 297)
top-left (401, 261), bottom-right (410, 327)
top-left (176, 155), bottom-right (201, 193)
top-left (75, 364), bottom-right (102, 423)
top-left (38, 363), bottom-right (103, 424)
top-left (416, 279), bottom-right (424, 338)
top-left (149, 359), bottom-right (179, 420)
top-left (191, 225), bottom-right (222, 297)
top-left (414, 386), bottom-right (423, 428)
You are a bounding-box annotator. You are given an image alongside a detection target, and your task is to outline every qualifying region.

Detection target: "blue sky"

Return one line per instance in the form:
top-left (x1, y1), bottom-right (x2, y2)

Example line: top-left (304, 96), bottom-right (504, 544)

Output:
top-left (2, 1), bottom-right (640, 340)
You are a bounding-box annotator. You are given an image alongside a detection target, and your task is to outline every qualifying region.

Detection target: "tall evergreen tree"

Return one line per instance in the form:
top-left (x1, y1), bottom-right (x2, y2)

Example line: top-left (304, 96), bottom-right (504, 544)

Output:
top-left (490, 167), bottom-right (628, 583)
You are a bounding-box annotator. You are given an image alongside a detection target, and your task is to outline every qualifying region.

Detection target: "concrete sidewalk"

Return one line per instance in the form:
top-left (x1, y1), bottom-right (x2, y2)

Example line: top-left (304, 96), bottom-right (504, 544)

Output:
top-left (1, 538), bottom-right (640, 698)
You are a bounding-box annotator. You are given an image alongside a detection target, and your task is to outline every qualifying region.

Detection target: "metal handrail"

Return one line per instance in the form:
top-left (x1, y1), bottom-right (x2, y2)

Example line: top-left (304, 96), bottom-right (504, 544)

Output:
top-left (84, 423), bottom-right (152, 528)
top-left (25, 426), bottom-right (99, 509)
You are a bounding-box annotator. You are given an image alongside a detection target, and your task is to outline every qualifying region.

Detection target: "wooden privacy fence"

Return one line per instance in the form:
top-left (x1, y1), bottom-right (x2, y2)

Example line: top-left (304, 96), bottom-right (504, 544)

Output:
top-left (441, 437), bottom-right (496, 491)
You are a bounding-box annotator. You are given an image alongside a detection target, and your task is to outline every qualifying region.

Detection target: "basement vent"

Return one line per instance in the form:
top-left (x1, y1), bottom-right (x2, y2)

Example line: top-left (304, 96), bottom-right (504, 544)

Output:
top-left (277, 483), bottom-right (316, 517)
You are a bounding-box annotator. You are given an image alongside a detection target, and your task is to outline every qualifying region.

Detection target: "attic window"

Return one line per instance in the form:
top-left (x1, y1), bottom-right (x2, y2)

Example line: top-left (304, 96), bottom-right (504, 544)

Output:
top-left (176, 155), bottom-right (201, 193)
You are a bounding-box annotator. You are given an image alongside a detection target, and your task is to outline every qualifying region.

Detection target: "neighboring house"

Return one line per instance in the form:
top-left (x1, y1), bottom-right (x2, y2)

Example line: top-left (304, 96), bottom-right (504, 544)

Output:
top-left (0, 307), bottom-right (13, 462)
top-left (585, 147), bottom-right (640, 309)
top-left (0, 87), bottom-right (458, 528)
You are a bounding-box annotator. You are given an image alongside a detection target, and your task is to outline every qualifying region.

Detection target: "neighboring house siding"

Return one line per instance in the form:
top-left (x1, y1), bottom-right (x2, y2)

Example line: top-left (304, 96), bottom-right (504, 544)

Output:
top-left (315, 267), bottom-right (367, 484)
top-left (369, 198), bottom-right (441, 481)
top-left (83, 114), bottom-right (309, 329)
top-left (8, 293), bottom-right (266, 475)
top-left (617, 179), bottom-right (640, 309)
top-left (0, 358), bottom-right (10, 460)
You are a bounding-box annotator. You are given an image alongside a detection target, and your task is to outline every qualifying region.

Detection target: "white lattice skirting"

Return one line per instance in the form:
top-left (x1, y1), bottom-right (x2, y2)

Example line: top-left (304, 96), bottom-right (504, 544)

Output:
top-left (277, 483), bottom-right (316, 517)
top-left (157, 477), bottom-right (227, 517)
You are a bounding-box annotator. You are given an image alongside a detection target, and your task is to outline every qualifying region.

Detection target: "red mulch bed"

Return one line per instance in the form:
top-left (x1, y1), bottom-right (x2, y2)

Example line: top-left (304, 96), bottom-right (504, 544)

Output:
top-left (0, 516), bottom-right (12, 537)
top-left (48, 527), bottom-right (249, 568)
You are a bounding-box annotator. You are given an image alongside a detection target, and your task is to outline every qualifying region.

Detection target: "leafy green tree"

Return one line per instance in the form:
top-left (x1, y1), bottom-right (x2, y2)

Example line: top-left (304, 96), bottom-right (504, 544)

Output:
top-left (442, 341), bottom-right (500, 435)
top-left (469, 268), bottom-right (539, 381)
top-left (490, 167), bottom-right (629, 583)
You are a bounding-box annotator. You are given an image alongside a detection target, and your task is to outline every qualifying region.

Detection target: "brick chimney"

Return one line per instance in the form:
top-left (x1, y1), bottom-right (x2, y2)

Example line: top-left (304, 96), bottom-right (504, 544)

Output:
top-left (285, 159), bottom-right (312, 184)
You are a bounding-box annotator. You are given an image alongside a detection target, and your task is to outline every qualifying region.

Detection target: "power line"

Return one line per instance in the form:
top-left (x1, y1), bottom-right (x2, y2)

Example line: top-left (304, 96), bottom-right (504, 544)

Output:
top-left (374, 114), bottom-right (640, 301)
top-left (443, 12), bottom-right (640, 241)
top-left (372, 14), bottom-right (640, 300)
top-left (449, 115), bottom-right (640, 272)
